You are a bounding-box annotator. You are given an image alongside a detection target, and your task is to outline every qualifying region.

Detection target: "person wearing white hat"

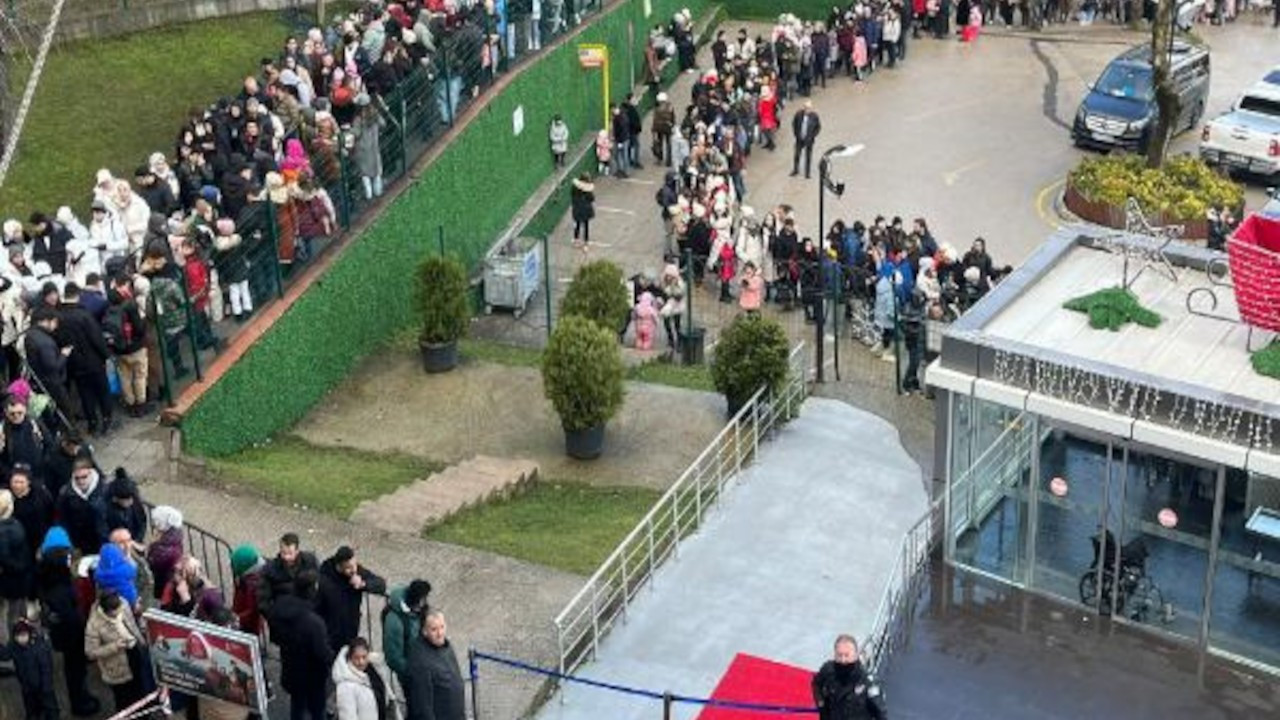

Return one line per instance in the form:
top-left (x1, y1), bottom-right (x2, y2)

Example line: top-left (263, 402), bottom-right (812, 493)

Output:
top-left (652, 92), bottom-right (676, 167)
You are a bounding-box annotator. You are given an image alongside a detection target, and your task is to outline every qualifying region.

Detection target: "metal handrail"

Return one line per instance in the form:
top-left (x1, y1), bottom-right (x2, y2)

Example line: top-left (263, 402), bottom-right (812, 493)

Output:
top-left (553, 343), bottom-right (809, 679)
top-left (863, 499), bottom-right (942, 678)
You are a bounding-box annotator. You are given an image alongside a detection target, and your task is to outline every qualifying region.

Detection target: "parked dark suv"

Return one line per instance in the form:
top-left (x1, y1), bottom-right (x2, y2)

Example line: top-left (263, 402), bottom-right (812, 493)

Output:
top-left (1072, 40), bottom-right (1211, 153)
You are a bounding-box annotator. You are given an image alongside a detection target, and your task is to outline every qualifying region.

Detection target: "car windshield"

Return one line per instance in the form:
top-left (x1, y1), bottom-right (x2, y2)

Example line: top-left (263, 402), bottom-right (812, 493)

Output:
top-left (1240, 95), bottom-right (1280, 118)
top-left (1095, 64), bottom-right (1153, 102)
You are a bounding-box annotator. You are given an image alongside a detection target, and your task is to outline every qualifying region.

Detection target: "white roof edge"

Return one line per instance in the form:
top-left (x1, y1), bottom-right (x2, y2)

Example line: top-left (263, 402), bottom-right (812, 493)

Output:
top-left (924, 361), bottom-right (974, 396)
top-left (1026, 392), bottom-right (1135, 440)
top-left (974, 378), bottom-right (1029, 411)
top-left (1133, 420), bottom-right (1249, 469)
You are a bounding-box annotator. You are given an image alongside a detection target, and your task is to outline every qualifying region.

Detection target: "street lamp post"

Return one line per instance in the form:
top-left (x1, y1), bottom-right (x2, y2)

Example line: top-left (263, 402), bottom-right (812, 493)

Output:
top-left (815, 143), bottom-right (864, 383)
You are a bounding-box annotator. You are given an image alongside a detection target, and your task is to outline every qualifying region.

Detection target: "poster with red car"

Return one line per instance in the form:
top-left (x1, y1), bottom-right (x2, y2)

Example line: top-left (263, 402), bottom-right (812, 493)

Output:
top-left (144, 610), bottom-right (268, 714)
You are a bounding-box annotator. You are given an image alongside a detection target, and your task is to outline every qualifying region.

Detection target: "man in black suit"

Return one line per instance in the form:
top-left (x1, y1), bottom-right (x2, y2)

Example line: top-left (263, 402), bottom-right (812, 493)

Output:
top-left (791, 101), bottom-right (822, 179)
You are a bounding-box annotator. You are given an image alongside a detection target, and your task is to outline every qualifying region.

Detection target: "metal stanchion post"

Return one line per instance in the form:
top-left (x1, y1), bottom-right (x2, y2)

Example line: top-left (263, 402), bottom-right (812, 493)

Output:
top-left (438, 224), bottom-right (446, 257)
top-left (468, 649), bottom-right (480, 720)
top-left (662, 692), bottom-right (674, 720)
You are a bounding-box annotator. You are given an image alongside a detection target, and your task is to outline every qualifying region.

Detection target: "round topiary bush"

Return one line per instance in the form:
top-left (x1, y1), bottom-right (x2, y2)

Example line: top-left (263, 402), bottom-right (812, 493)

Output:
top-left (560, 260), bottom-right (630, 333)
top-left (710, 313), bottom-right (790, 413)
top-left (417, 255), bottom-right (470, 344)
top-left (542, 315), bottom-right (626, 433)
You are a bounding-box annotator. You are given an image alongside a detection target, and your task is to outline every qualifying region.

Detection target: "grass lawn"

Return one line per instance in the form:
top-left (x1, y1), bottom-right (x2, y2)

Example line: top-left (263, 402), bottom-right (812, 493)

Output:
top-left (207, 435), bottom-right (444, 517)
top-left (425, 481), bottom-right (661, 575)
top-left (1, 11), bottom-right (297, 217)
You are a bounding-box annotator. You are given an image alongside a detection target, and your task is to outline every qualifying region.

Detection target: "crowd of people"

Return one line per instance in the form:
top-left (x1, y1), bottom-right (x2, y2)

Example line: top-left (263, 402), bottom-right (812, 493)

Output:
top-left (1, 0), bottom-right (616, 424)
top-left (574, 10), bottom-right (1011, 393)
top-left (0, 460), bottom-right (467, 720)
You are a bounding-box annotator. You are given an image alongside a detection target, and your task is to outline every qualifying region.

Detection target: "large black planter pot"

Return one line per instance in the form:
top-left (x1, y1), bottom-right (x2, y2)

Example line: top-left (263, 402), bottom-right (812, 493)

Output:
top-left (564, 424), bottom-right (606, 460)
top-left (420, 339), bottom-right (458, 373)
top-left (726, 394), bottom-right (748, 419)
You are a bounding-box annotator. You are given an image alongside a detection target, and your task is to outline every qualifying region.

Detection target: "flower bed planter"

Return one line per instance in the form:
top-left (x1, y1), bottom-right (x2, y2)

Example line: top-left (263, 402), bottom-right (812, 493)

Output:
top-left (1064, 182), bottom-right (1210, 240)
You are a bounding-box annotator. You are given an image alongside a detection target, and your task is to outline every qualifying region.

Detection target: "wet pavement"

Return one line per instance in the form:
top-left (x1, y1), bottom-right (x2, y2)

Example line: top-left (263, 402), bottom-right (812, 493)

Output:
top-left (886, 561), bottom-right (1280, 720)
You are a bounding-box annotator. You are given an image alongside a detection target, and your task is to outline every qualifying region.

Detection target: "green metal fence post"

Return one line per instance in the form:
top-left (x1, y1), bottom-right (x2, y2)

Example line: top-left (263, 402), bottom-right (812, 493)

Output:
top-left (543, 234), bottom-right (552, 340)
top-left (438, 225), bottom-right (445, 257)
top-left (267, 203), bottom-right (285, 299)
top-left (177, 279), bottom-right (203, 382)
top-left (337, 141), bottom-right (353, 230)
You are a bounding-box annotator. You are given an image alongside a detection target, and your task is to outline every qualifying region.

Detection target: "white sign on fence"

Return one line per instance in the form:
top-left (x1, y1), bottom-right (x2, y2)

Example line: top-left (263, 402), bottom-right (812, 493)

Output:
top-left (513, 105), bottom-right (525, 137)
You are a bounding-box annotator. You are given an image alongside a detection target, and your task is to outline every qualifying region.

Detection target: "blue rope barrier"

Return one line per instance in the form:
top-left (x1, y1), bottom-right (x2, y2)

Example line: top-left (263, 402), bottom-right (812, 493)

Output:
top-left (470, 650), bottom-right (820, 715)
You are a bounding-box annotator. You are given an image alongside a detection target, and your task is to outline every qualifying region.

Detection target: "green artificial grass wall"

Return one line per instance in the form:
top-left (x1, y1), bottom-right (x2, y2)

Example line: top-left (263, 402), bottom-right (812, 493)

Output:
top-left (721, 0), bottom-right (831, 20)
top-left (181, 0), bottom-right (714, 456)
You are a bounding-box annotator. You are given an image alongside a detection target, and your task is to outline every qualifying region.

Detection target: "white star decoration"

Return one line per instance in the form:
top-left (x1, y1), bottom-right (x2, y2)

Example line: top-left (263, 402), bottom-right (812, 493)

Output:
top-left (1094, 197), bottom-right (1181, 289)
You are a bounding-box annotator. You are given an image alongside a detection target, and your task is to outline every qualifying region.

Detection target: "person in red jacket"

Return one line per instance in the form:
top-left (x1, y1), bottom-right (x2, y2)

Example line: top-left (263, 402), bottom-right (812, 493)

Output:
top-left (757, 85), bottom-right (779, 151)
top-left (179, 238), bottom-right (216, 350)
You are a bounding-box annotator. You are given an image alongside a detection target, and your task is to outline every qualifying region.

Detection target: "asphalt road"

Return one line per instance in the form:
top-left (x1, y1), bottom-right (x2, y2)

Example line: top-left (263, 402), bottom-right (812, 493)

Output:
top-left (750, 20), bottom-right (1280, 267)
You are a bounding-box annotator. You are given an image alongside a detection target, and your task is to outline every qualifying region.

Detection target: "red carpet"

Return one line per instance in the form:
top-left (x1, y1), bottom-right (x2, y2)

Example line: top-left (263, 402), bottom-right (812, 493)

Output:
top-left (695, 653), bottom-right (818, 719)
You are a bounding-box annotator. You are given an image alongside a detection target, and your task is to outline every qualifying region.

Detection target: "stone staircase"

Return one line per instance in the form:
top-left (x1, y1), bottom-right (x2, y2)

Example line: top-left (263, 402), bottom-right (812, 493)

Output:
top-left (350, 455), bottom-right (539, 535)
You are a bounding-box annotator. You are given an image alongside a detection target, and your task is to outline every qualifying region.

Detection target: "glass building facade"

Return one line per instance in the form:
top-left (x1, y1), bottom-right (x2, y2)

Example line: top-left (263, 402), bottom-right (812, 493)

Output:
top-left (943, 393), bottom-right (1280, 671)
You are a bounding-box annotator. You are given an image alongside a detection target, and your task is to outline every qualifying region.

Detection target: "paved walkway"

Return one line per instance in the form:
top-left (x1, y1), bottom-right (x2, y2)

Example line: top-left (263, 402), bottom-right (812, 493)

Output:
top-left (532, 397), bottom-right (928, 720)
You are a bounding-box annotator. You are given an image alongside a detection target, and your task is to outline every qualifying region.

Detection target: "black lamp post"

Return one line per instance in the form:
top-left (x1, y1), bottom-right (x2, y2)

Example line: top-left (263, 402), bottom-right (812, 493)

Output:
top-left (815, 143), bottom-right (864, 383)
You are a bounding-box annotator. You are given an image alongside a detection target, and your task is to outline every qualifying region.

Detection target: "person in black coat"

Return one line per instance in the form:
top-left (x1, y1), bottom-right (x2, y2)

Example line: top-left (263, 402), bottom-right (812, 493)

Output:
top-left (103, 471), bottom-right (147, 542)
top-left (35, 542), bottom-right (100, 716)
top-left (267, 571), bottom-right (333, 720)
top-left (7, 466), bottom-right (53, 576)
top-left (404, 610), bottom-right (465, 720)
top-left (623, 93), bottom-right (644, 170)
top-left (2, 398), bottom-right (51, 484)
top-left (570, 175), bottom-right (595, 247)
top-left (811, 635), bottom-right (887, 720)
top-left (315, 546), bottom-right (386, 653)
top-left (27, 213), bottom-right (70, 277)
top-left (23, 308), bottom-right (74, 427)
top-left (58, 284), bottom-right (115, 435)
top-left (0, 618), bottom-right (59, 720)
top-left (790, 101), bottom-right (822, 179)
top-left (0, 490), bottom-right (32, 615)
top-left (258, 532), bottom-right (319, 616)
top-left (54, 460), bottom-right (108, 556)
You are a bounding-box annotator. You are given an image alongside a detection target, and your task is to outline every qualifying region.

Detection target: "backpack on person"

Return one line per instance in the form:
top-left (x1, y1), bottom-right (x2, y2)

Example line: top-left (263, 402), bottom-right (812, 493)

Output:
top-left (102, 305), bottom-right (134, 353)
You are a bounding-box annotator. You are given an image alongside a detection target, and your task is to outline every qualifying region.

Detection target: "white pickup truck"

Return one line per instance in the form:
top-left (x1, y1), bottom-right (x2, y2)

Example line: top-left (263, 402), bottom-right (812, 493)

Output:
top-left (1200, 81), bottom-right (1280, 181)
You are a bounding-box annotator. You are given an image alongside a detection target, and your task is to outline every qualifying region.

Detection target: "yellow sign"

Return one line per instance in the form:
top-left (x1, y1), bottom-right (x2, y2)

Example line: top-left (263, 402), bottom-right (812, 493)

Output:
top-left (578, 44), bottom-right (611, 131)
top-left (578, 46), bottom-right (606, 68)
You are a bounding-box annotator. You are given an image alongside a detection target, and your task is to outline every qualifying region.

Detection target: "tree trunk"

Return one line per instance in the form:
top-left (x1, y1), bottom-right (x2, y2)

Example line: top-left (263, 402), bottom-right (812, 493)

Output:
top-left (1145, 0), bottom-right (1179, 169)
top-left (317, 0), bottom-right (327, 25)
top-left (1127, 0), bottom-right (1142, 28)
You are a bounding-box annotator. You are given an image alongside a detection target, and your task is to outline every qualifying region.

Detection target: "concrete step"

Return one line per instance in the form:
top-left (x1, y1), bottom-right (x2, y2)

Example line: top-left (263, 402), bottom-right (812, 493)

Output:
top-left (350, 455), bottom-right (539, 535)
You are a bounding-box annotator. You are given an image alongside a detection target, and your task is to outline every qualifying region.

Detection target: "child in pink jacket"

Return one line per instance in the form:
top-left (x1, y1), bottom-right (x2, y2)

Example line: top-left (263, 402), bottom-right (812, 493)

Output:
top-left (633, 292), bottom-right (659, 350)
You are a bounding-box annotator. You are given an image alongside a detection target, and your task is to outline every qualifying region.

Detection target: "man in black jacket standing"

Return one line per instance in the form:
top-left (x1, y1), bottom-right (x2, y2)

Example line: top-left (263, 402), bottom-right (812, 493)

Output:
top-left (27, 213), bottom-right (69, 277)
top-left (315, 545), bottom-right (386, 653)
top-left (812, 635), bottom-right (887, 720)
top-left (790, 100), bottom-right (823, 179)
top-left (405, 610), bottom-right (465, 720)
top-left (258, 532), bottom-right (318, 615)
top-left (57, 284), bottom-right (114, 435)
top-left (23, 308), bottom-right (74, 427)
top-left (267, 571), bottom-right (333, 720)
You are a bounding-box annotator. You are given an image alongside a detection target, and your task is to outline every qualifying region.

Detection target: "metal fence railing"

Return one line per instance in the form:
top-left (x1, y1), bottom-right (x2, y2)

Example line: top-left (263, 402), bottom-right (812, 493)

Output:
top-left (863, 499), bottom-right (942, 678)
top-left (553, 342), bottom-right (809, 679)
top-left (134, 0), bottom-right (692, 407)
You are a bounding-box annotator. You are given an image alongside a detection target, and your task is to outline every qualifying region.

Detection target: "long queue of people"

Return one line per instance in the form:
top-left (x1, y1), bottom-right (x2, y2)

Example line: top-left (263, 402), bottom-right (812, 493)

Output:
top-left (0, 0), bottom-right (594, 416)
top-left (1, 460), bottom-right (468, 720)
top-left (574, 9), bottom-right (1012, 394)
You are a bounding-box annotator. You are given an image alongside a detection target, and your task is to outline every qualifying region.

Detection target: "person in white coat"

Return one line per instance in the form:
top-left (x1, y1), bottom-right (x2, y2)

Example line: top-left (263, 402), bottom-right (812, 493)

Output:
top-left (87, 200), bottom-right (127, 273)
top-left (333, 638), bottom-right (395, 720)
top-left (109, 181), bottom-right (150, 261)
top-left (58, 207), bottom-right (99, 286)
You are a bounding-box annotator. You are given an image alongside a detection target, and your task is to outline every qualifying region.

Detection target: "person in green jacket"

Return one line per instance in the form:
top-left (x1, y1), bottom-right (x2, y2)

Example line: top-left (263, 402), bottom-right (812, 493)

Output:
top-left (383, 579), bottom-right (432, 688)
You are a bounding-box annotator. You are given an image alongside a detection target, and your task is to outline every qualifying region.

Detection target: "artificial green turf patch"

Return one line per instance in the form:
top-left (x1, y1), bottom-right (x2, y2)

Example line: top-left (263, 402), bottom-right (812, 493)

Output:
top-left (1063, 286), bottom-right (1162, 331)
top-left (207, 435), bottom-right (443, 517)
top-left (1251, 342), bottom-right (1280, 380)
top-left (425, 481), bottom-right (661, 575)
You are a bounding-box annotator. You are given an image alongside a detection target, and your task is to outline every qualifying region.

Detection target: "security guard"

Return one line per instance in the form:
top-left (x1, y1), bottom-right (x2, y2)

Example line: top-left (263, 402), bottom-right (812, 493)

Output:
top-left (811, 635), bottom-right (888, 720)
